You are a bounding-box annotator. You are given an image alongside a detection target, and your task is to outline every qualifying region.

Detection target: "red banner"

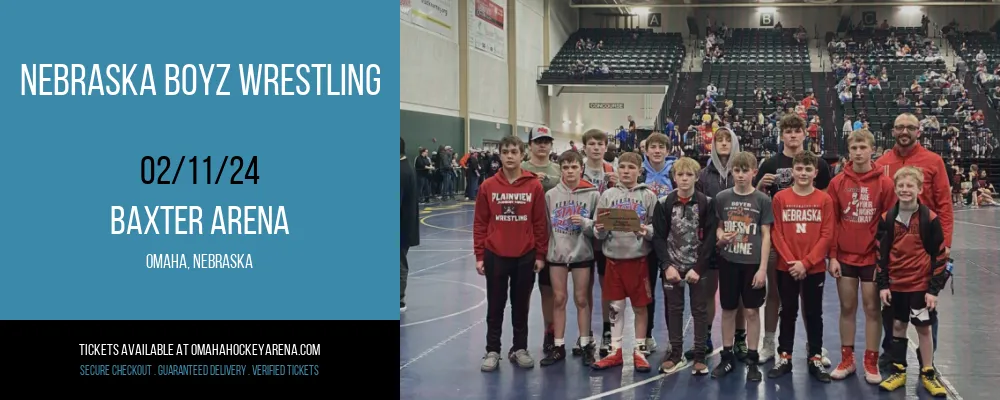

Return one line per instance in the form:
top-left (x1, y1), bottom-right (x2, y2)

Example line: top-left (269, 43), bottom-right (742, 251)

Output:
top-left (475, 0), bottom-right (504, 30)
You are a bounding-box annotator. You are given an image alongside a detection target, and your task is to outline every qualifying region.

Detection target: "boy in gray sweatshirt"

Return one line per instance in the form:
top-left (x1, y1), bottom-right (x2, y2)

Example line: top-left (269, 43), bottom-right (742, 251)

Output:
top-left (590, 151), bottom-right (658, 373)
top-left (540, 151), bottom-right (600, 367)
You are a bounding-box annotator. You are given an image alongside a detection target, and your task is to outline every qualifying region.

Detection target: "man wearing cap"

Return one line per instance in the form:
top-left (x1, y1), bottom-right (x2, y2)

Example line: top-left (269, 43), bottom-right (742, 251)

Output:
top-left (522, 126), bottom-right (563, 357)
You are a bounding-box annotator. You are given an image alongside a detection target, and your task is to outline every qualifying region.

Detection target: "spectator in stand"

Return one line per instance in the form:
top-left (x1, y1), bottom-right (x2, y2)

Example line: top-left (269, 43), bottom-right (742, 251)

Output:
top-left (802, 93), bottom-right (819, 112)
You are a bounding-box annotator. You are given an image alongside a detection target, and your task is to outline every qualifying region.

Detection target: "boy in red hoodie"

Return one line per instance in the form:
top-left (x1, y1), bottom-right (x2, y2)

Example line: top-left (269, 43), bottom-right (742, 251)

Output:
top-left (474, 135), bottom-right (550, 372)
top-left (768, 151), bottom-right (835, 382)
top-left (827, 129), bottom-right (896, 383)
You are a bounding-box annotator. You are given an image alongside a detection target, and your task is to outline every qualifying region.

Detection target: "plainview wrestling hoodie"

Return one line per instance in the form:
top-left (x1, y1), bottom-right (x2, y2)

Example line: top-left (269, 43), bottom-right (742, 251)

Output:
top-left (545, 179), bottom-right (600, 264)
top-left (594, 183), bottom-right (658, 260)
top-left (474, 170), bottom-right (549, 262)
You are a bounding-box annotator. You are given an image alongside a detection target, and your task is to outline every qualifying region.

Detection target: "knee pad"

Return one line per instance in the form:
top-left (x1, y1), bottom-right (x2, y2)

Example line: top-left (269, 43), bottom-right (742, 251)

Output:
top-left (609, 300), bottom-right (625, 321)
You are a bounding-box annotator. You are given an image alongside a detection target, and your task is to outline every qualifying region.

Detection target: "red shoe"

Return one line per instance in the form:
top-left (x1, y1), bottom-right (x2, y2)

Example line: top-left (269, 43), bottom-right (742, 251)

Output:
top-left (830, 347), bottom-right (856, 380)
top-left (591, 348), bottom-right (623, 370)
top-left (633, 348), bottom-right (651, 373)
top-left (863, 350), bottom-right (882, 384)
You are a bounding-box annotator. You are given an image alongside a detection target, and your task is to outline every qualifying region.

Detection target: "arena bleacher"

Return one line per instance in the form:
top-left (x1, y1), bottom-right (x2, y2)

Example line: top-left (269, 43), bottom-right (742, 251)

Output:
top-left (537, 28), bottom-right (685, 84)
top-left (672, 27), bottom-right (818, 159)
top-left (825, 26), bottom-right (999, 161)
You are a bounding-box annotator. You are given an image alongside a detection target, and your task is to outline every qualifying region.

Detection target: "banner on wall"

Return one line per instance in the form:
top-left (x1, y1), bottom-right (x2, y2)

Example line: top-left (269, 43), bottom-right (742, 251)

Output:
top-left (469, 0), bottom-right (506, 60)
top-left (401, 0), bottom-right (457, 42)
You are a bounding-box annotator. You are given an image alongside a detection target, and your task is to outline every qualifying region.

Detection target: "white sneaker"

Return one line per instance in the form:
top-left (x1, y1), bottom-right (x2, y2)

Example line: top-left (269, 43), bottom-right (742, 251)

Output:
top-left (758, 337), bottom-right (776, 363)
top-left (644, 337), bottom-right (657, 355)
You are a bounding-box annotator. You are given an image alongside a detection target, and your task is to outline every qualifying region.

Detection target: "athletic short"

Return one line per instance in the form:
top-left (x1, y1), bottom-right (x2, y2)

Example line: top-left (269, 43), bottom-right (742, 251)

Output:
top-left (548, 261), bottom-right (593, 270)
top-left (703, 268), bottom-right (719, 293)
top-left (718, 258), bottom-right (766, 310)
top-left (603, 256), bottom-right (652, 306)
top-left (594, 251), bottom-right (607, 276)
top-left (889, 291), bottom-right (937, 327)
top-left (840, 262), bottom-right (876, 282)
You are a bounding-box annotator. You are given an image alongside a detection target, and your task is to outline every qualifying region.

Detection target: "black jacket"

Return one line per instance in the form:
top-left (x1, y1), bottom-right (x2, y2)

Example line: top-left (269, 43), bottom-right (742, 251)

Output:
top-left (401, 158), bottom-right (420, 248)
top-left (652, 191), bottom-right (717, 275)
top-left (875, 201), bottom-right (949, 295)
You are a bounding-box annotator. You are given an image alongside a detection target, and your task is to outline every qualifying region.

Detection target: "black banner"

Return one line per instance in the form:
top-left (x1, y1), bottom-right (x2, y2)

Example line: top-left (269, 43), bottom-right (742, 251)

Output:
top-left (0, 320), bottom-right (397, 389)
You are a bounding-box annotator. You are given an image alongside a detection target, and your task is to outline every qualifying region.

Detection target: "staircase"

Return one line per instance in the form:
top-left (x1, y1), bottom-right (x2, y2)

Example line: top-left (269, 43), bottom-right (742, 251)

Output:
top-left (811, 72), bottom-right (838, 157)
top-left (655, 73), bottom-right (682, 131)
top-left (669, 72), bottom-right (702, 133)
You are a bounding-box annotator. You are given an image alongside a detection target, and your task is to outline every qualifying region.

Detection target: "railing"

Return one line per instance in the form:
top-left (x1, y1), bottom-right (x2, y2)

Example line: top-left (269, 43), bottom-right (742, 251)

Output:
top-left (680, 127), bottom-right (826, 159)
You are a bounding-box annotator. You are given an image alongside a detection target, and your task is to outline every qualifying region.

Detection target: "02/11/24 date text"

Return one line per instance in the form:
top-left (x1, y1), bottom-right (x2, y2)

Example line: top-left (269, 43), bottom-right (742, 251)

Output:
top-left (140, 156), bottom-right (259, 185)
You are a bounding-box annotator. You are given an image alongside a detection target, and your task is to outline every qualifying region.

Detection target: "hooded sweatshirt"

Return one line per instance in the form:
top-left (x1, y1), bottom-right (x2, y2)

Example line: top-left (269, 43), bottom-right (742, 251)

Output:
top-left (827, 161), bottom-right (897, 267)
top-left (473, 169), bottom-right (549, 262)
top-left (697, 128), bottom-right (742, 199)
top-left (594, 183), bottom-right (658, 260)
top-left (642, 156), bottom-right (678, 198)
top-left (874, 142), bottom-right (954, 248)
top-left (545, 179), bottom-right (600, 264)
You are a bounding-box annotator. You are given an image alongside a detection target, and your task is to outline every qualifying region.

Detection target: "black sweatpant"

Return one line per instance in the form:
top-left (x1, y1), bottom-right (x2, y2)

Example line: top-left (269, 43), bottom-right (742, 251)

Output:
top-left (484, 249), bottom-right (537, 354)
top-left (776, 270), bottom-right (825, 356)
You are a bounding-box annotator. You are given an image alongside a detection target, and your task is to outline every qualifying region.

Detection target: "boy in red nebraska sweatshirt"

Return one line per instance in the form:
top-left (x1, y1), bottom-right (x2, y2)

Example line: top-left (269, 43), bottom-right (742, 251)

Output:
top-left (767, 151), bottom-right (835, 383)
top-left (473, 135), bottom-right (549, 373)
top-left (826, 129), bottom-right (896, 384)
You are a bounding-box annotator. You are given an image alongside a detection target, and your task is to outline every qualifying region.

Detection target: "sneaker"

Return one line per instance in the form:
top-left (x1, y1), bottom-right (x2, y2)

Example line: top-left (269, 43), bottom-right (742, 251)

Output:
top-left (540, 345), bottom-right (566, 367)
top-left (711, 352), bottom-right (734, 379)
top-left (480, 351), bottom-right (501, 372)
top-left (746, 361), bottom-right (762, 382)
top-left (734, 337), bottom-right (749, 362)
top-left (543, 331), bottom-right (555, 355)
top-left (692, 360), bottom-right (709, 376)
top-left (508, 349), bottom-right (535, 369)
top-left (658, 355), bottom-right (687, 374)
top-left (879, 363), bottom-right (907, 392)
top-left (633, 348), bottom-right (652, 373)
top-left (636, 343), bottom-right (650, 358)
top-left (400, 302), bottom-right (407, 312)
top-left (592, 348), bottom-right (624, 370)
top-left (759, 337), bottom-right (776, 363)
top-left (808, 355), bottom-right (832, 383)
top-left (921, 367), bottom-right (948, 397)
top-left (582, 343), bottom-right (596, 367)
top-left (572, 334), bottom-right (590, 356)
top-left (863, 350), bottom-right (882, 384)
top-left (643, 337), bottom-right (657, 355)
top-left (830, 348), bottom-right (856, 380)
top-left (600, 332), bottom-right (612, 357)
top-left (768, 352), bottom-right (792, 379)
top-left (686, 334), bottom-right (713, 360)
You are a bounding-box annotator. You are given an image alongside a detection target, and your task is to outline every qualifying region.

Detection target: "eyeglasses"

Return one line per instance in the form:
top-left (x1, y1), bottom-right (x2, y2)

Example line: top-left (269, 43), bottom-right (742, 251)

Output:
top-left (894, 125), bottom-right (919, 132)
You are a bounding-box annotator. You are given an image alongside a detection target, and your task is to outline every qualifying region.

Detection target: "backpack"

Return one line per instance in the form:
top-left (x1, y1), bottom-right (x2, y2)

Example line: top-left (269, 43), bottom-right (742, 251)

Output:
top-left (879, 203), bottom-right (953, 294)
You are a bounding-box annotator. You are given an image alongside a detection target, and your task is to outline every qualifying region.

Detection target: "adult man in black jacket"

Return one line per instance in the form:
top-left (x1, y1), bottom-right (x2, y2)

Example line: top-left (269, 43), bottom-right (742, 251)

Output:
top-left (401, 137), bottom-right (421, 312)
